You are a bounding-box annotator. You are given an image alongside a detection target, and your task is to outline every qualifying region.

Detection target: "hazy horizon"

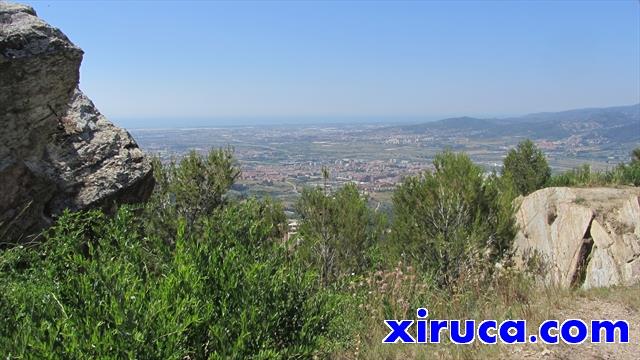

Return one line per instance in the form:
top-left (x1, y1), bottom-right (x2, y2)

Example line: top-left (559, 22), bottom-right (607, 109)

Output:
top-left (23, 0), bottom-right (640, 126)
top-left (114, 102), bottom-right (640, 129)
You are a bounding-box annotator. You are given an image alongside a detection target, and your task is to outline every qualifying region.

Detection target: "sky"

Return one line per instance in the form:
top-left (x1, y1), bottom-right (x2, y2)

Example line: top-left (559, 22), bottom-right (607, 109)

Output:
top-left (22, 0), bottom-right (640, 126)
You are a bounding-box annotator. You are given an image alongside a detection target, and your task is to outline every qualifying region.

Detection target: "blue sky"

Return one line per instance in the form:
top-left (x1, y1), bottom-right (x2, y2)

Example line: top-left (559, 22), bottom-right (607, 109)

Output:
top-left (23, 0), bottom-right (640, 125)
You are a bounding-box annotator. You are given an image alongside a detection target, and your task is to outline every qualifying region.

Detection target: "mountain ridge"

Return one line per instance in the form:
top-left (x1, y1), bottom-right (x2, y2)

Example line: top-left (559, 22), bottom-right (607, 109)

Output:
top-left (394, 103), bottom-right (640, 144)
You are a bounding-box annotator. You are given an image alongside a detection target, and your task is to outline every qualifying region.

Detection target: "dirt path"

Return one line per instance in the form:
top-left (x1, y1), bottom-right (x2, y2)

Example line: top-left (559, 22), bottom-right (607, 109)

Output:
top-left (506, 296), bottom-right (640, 359)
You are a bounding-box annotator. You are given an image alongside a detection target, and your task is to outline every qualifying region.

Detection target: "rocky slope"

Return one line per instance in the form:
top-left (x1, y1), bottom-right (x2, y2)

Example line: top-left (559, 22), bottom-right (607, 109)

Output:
top-left (0, 3), bottom-right (154, 244)
top-left (514, 187), bottom-right (640, 289)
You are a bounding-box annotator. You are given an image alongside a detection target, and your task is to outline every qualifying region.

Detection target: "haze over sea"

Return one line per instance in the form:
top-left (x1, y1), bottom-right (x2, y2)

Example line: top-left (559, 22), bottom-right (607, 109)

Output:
top-left (114, 116), bottom-right (443, 129)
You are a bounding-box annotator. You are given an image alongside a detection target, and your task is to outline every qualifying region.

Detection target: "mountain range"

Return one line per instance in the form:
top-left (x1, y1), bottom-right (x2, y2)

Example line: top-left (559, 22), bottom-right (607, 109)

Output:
top-left (396, 104), bottom-right (640, 146)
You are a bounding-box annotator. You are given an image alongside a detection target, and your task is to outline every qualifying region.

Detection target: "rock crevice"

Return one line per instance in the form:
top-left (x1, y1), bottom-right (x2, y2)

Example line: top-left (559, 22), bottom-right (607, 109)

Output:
top-left (514, 187), bottom-right (640, 289)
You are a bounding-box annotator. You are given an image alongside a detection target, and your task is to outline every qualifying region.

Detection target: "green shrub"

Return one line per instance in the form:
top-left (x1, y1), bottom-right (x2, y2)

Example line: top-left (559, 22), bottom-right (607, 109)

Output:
top-left (503, 139), bottom-right (551, 195)
top-left (0, 203), bottom-right (341, 358)
top-left (0, 148), bottom-right (344, 359)
top-left (296, 182), bottom-right (386, 285)
top-left (144, 147), bottom-right (240, 242)
top-left (391, 151), bottom-right (516, 287)
top-left (549, 162), bottom-right (640, 187)
top-left (616, 162), bottom-right (640, 186)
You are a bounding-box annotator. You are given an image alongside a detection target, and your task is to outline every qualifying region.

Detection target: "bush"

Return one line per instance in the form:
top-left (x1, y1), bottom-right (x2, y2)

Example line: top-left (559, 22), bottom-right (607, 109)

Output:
top-left (0, 203), bottom-right (342, 358)
top-left (503, 139), bottom-right (551, 195)
top-left (391, 151), bottom-right (516, 287)
top-left (549, 158), bottom-right (640, 187)
top-left (548, 164), bottom-right (604, 187)
top-left (0, 148), bottom-right (344, 359)
top-left (144, 147), bottom-right (240, 242)
top-left (296, 182), bottom-right (386, 285)
top-left (616, 162), bottom-right (640, 186)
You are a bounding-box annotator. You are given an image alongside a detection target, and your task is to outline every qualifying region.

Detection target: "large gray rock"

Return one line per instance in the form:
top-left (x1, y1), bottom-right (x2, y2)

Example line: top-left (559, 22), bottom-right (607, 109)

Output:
top-left (1, 3), bottom-right (154, 244)
top-left (514, 187), bottom-right (640, 289)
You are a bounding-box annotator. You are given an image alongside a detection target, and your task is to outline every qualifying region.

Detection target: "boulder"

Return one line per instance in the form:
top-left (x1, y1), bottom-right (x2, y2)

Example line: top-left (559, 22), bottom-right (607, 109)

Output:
top-left (514, 187), bottom-right (640, 289)
top-left (0, 3), bottom-right (154, 244)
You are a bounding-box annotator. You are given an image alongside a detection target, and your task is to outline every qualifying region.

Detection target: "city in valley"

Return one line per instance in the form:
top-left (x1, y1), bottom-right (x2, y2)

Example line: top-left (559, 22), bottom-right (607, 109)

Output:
top-left (129, 104), bottom-right (639, 216)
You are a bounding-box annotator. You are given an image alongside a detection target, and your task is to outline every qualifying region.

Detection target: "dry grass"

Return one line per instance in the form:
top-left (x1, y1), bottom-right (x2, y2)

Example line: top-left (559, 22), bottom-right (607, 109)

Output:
top-left (332, 263), bottom-right (639, 359)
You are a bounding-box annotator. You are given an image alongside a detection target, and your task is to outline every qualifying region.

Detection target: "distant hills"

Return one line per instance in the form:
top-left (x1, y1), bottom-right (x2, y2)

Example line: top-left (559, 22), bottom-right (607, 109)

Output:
top-left (396, 104), bottom-right (640, 145)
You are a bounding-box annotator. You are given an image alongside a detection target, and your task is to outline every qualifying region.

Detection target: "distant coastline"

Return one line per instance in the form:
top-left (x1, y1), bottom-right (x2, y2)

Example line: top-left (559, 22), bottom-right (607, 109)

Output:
top-left (114, 103), bottom-right (638, 130)
top-left (112, 116), bottom-right (431, 129)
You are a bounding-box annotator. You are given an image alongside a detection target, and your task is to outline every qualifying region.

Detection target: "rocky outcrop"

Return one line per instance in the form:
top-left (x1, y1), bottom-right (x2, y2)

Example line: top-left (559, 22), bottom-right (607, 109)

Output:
top-left (1, 3), bottom-right (154, 244)
top-left (514, 187), bottom-right (640, 289)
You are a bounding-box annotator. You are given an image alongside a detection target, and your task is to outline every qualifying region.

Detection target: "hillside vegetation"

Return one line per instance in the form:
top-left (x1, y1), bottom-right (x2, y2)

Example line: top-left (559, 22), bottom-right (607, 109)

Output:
top-left (1, 142), bottom-right (639, 358)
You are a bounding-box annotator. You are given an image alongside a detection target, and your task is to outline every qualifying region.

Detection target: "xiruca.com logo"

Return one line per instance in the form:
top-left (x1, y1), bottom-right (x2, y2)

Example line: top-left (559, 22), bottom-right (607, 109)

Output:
top-left (383, 309), bottom-right (630, 345)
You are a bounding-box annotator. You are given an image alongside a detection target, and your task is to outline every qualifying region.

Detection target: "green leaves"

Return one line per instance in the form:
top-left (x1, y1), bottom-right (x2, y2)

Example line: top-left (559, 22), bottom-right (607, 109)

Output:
top-left (549, 153), bottom-right (640, 187)
top-left (144, 147), bottom-right (240, 242)
top-left (0, 204), bottom-right (338, 358)
top-left (296, 183), bottom-right (386, 285)
top-left (391, 151), bottom-right (516, 287)
top-left (0, 149), bottom-right (341, 359)
top-left (502, 139), bottom-right (551, 196)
